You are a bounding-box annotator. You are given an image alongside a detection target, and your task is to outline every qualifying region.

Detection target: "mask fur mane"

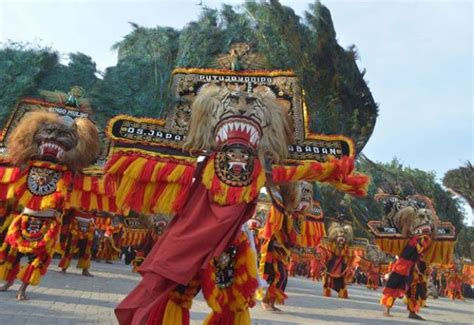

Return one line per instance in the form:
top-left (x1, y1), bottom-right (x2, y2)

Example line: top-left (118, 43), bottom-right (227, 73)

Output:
top-left (327, 222), bottom-right (354, 244)
top-left (183, 84), bottom-right (293, 163)
top-left (7, 111), bottom-right (100, 170)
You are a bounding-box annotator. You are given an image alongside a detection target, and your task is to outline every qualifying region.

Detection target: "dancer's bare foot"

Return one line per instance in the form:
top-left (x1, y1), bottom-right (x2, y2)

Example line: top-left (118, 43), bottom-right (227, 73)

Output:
top-left (60, 268), bottom-right (66, 274)
top-left (82, 269), bottom-right (93, 277)
top-left (271, 304), bottom-right (283, 313)
top-left (262, 301), bottom-right (274, 311)
top-left (383, 307), bottom-right (393, 317)
top-left (0, 280), bottom-right (14, 292)
top-left (16, 283), bottom-right (28, 301)
top-left (408, 311), bottom-right (425, 321)
top-left (105, 260), bottom-right (113, 264)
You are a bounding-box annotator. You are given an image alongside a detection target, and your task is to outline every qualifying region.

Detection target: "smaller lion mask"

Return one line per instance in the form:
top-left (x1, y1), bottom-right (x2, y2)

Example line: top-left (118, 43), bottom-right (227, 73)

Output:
top-left (279, 181), bottom-right (313, 213)
top-left (7, 111), bottom-right (100, 171)
top-left (388, 206), bottom-right (438, 238)
top-left (328, 222), bottom-right (354, 248)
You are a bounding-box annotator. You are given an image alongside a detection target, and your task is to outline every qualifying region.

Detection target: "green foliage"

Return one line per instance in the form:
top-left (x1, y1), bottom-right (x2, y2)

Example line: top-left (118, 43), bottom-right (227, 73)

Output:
top-left (0, 42), bottom-right (58, 125)
top-left (443, 161), bottom-right (473, 209)
top-left (38, 53), bottom-right (99, 94)
top-left (177, 8), bottom-right (225, 68)
top-left (456, 226), bottom-right (474, 259)
top-left (91, 55), bottom-right (172, 125)
top-left (112, 24), bottom-right (180, 64)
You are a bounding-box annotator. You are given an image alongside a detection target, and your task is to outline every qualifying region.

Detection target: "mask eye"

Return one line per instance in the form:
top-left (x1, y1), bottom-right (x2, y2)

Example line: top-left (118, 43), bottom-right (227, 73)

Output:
top-left (245, 97), bottom-right (256, 105)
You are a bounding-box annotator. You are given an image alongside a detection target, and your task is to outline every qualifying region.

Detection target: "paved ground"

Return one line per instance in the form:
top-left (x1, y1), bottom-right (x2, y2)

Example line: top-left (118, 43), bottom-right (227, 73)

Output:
top-left (0, 260), bottom-right (472, 324)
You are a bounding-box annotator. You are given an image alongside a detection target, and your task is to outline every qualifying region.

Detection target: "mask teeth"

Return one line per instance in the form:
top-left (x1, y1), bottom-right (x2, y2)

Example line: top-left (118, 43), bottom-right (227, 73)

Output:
top-left (214, 119), bottom-right (261, 146)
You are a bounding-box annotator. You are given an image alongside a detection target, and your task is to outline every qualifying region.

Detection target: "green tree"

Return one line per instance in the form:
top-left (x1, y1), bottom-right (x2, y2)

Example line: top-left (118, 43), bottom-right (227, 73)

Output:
top-left (112, 24), bottom-right (179, 94)
top-left (0, 42), bottom-right (58, 125)
top-left (443, 161), bottom-right (473, 210)
top-left (91, 55), bottom-right (169, 124)
top-left (38, 52), bottom-right (99, 94)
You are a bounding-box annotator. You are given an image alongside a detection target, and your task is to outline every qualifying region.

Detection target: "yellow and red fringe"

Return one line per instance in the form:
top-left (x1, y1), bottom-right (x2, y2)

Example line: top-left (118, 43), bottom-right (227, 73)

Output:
top-left (0, 165), bottom-right (20, 201)
top-left (272, 156), bottom-right (369, 197)
top-left (201, 232), bottom-right (258, 325)
top-left (374, 238), bottom-right (454, 265)
top-left (298, 219), bottom-right (325, 248)
top-left (66, 173), bottom-right (117, 213)
top-left (105, 150), bottom-right (196, 215)
top-left (4, 214), bottom-right (60, 255)
top-left (94, 217), bottom-right (110, 231)
top-left (120, 228), bottom-right (148, 247)
top-left (0, 214), bottom-right (59, 285)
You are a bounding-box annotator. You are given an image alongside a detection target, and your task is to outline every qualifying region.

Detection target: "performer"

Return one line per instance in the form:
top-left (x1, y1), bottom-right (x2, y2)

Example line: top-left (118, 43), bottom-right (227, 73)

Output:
top-left (309, 247), bottom-right (325, 281)
top-left (96, 216), bottom-right (123, 264)
top-left (289, 201), bottom-right (325, 279)
top-left (245, 207), bottom-right (267, 260)
top-left (359, 245), bottom-right (392, 291)
top-left (366, 262), bottom-right (381, 290)
top-left (373, 194), bottom-right (456, 320)
top-left (109, 84), bottom-right (368, 324)
top-left (0, 110), bottom-right (100, 300)
top-left (132, 216), bottom-right (168, 272)
top-left (108, 85), bottom-right (367, 324)
top-left (58, 210), bottom-right (95, 276)
top-left (258, 181), bottom-right (312, 311)
top-left (445, 262), bottom-right (466, 301)
top-left (319, 221), bottom-right (355, 298)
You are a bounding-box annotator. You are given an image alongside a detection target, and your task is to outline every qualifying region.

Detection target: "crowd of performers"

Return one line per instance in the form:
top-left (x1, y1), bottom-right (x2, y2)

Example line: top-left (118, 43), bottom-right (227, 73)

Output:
top-left (0, 81), bottom-right (471, 325)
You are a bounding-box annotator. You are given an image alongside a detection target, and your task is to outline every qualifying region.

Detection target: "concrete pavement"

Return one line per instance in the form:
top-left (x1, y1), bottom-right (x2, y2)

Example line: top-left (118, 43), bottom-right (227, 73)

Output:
top-left (0, 260), bottom-right (472, 324)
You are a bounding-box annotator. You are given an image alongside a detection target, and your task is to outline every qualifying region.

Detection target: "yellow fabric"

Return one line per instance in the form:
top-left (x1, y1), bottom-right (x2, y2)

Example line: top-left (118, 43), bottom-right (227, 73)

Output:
top-left (162, 300), bottom-right (184, 325)
top-left (233, 309), bottom-right (251, 325)
top-left (375, 238), bottom-right (454, 264)
top-left (0, 261), bottom-right (13, 280)
top-left (17, 265), bottom-right (42, 286)
top-left (0, 214), bottom-right (14, 232)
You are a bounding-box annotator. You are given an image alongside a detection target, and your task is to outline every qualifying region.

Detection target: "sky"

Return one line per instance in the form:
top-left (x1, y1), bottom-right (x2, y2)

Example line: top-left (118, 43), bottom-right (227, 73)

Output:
top-left (0, 0), bottom-right (472, 223)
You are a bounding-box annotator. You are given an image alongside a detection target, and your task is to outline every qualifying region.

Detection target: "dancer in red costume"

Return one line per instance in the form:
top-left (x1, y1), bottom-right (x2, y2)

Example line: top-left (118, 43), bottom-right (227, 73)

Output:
top-left (320, 221), bottom-right (355, 298)
top-left (108, 84), bottom-right (368, 324)
top-left (258, 182), bottom-right (312, 311)
top-left (371, 194), bottom-right (457, 321)
top-left (58, 210), bottom-right (95, 276)
top-left (445, 261), bottom-right (467, 301)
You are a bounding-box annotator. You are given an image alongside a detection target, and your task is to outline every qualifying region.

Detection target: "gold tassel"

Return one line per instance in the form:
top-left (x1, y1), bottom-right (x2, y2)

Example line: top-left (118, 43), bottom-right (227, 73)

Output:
top-left (233, 309), bottom-right (251, 325)
top-left (162, 300), bottom-right (183, 325)
top-left (0, 262), bottom-right (12, 280)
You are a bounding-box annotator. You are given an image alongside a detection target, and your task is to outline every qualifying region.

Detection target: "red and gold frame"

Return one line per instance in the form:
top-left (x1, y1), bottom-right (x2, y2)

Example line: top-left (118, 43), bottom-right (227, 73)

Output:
top-left (107, 68), bottom-right (355, 162)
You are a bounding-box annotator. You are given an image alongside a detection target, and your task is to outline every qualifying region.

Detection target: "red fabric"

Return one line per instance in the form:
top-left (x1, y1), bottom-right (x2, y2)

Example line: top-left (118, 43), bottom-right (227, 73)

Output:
top-left (115, 182), bottom-right (257, 325)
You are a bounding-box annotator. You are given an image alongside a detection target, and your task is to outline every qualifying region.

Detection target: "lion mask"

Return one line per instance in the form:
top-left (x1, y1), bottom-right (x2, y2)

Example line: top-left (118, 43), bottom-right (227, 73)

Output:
top-left (388, 206), bottom-right (438, 238)
top-left (279, 181), bottom-right (313, 213)
top-left (7, 111), bottom-right (100, 171)
top-left (328, 222), bottom-right (354, 248)
top-left (183, 84), bottom-right (293, 164)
